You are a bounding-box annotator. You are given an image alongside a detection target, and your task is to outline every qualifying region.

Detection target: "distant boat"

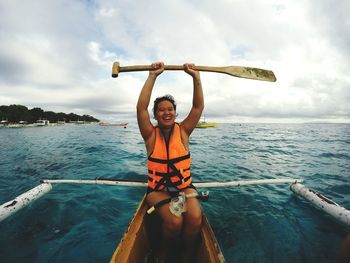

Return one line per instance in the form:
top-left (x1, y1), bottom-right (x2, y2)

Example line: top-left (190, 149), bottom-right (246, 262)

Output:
top-left (35, 120), bottom-right (50, 126)
top-left (0, 120), bottom-right (8, 127)
top-left (98, 122), bottom-right (128, 127)
top-left (196, 122), bottom-right (217, 128)
top-left (69, 120), bottom-right (85, 124)
top-left (196, 118), bottom-right (217, 128)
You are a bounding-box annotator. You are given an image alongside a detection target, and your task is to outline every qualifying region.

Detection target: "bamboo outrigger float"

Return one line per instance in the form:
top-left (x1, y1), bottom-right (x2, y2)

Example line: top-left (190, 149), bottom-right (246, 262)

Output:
top-left (109, 195), bottom-right (225, 263)
top-left (291, 183), bottom-right (350, 226)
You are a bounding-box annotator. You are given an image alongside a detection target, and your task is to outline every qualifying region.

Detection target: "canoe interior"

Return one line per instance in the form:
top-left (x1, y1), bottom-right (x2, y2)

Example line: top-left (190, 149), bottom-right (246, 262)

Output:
top-left (110, 195), bottom-right (225, 263)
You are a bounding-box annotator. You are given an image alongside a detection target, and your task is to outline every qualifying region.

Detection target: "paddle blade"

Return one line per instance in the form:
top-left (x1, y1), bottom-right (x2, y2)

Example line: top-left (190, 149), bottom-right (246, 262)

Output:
top-left (224, 66), bottom-right (277, 82)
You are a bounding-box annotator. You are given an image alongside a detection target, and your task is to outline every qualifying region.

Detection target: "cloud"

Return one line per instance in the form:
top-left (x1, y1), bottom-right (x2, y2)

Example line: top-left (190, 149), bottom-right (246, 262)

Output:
top-left (0, 0), bottom-right (349, 122)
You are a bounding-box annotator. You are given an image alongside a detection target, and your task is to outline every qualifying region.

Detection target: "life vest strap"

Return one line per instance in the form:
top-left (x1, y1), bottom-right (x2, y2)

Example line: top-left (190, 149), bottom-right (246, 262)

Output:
top-left (171, 176), bottom-right (191, 186)
top-left (168, 162), bottom-right (184, 180)
top-left (154, 177), bottom-right (168, 190)
top-left (148, 176), bottom-right (156, 183)
top-left (151, 176), bottom-right (192, 190)
top-left (148, 153), bottom-right (190, 164)
top-left (148, 158), bottom-right (190, 190)
top-left (148, 168), bottom-right (190, 177)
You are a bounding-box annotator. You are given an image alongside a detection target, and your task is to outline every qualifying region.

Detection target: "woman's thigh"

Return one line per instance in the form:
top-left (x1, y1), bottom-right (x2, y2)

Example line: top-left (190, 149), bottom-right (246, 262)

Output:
top-left (183, 188), bottom-right (202, 221)
top-left (146, 191), bottom-right (183, 225)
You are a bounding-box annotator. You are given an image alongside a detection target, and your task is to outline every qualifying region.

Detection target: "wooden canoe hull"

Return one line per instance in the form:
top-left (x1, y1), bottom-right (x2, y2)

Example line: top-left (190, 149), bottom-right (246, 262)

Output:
top-left (109, 195), bottom-right (225, 263)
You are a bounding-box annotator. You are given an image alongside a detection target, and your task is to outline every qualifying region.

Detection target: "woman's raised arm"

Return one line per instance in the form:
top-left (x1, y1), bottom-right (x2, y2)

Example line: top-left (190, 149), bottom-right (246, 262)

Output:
top-left (180, 63), bottom-right (204, 137)
top-left (136, 62), bottom-right (164, 141)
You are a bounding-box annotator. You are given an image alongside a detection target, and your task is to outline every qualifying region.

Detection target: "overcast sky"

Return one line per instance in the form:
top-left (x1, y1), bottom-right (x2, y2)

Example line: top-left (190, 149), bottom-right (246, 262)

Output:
top-left (0, 0), bottom-right (349, 123)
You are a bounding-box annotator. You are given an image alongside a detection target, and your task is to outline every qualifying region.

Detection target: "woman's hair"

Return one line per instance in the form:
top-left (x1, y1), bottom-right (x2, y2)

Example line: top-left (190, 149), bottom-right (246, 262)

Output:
top-left (152, 94), bottom-right (177, 119)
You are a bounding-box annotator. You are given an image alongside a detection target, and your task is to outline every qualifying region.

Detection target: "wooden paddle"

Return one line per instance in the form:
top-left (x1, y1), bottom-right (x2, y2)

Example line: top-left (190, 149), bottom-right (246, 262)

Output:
top-left (112, 62), bottom-right (277, 82)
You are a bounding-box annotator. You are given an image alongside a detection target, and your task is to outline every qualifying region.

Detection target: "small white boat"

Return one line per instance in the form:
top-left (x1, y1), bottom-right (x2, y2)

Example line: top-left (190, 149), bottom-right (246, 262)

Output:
top-left (35, 120), bottom-right (50, 126)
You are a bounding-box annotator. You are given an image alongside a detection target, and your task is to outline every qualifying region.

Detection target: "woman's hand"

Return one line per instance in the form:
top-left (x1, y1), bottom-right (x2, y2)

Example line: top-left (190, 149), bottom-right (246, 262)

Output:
top-left (149, 62), bottom-right (164, 77)
top-left (184, 63), bottom-right (200, 79)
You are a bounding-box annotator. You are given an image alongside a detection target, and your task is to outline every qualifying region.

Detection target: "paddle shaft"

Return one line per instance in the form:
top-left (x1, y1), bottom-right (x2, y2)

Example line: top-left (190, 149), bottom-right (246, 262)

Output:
top-left (113, 64), bottom-right (234, 76)
top-left (118, 64), bottom-right (221, 73)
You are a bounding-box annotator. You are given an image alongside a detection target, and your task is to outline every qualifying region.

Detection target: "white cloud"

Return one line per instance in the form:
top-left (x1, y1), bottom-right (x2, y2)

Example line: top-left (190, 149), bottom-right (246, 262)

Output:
top-left (0, 0), bottom-right (349, 122)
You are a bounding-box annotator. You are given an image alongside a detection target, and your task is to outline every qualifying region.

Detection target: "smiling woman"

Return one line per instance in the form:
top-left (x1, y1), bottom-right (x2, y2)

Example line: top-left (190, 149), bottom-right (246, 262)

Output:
top-left (136, 61), bottom-right (205, 261)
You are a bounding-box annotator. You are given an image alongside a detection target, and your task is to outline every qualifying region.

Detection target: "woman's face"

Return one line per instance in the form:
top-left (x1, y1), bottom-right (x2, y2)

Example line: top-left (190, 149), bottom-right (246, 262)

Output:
top-left (156, 100), bottom-right (176, 128)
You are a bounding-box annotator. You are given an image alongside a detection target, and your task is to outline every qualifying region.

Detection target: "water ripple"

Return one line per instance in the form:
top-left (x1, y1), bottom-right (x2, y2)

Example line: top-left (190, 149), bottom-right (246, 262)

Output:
top-left (0, 123), bottom-right (349, 262)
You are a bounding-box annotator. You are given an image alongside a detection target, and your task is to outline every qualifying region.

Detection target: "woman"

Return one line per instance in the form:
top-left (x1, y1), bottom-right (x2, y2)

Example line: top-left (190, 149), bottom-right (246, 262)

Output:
top-left (136, 62), bottom-right (204, 261)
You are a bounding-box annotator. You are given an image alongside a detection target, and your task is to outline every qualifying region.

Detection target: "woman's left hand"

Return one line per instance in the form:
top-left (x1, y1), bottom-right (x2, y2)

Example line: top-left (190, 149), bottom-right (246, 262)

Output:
top-left (184, 63), bottom-right (200, 79)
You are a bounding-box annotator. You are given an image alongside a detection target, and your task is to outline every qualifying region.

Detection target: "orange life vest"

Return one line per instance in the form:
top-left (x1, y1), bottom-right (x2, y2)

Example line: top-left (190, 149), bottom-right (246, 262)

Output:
top-left (147, 123), bottom-right (192, 190)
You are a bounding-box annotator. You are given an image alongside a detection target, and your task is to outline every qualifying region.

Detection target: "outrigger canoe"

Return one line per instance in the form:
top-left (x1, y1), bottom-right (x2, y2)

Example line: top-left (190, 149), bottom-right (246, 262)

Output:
top-left (109, 194), bottom-right (225, 263)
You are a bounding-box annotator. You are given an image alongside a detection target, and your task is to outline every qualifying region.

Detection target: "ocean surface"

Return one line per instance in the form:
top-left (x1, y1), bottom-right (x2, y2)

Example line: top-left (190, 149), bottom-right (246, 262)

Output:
top-left (0, 123), bottom-right (349, 263)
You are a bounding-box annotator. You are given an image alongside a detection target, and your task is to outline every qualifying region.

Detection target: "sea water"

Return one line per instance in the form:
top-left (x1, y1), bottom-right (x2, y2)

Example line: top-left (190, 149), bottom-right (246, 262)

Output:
top-left (0, 123), bottom-right (349, 263)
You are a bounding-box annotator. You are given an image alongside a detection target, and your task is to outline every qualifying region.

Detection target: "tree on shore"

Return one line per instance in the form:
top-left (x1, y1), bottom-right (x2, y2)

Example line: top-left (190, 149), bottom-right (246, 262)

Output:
top-left (0, 105), bottom-right (99, 123)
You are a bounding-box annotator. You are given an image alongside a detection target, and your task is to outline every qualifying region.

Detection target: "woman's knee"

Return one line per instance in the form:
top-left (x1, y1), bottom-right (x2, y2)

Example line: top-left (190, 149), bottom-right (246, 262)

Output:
top-left (185, 209), bottom-right (202, 229)
top-left (163, 215), bottom-right (183, 233)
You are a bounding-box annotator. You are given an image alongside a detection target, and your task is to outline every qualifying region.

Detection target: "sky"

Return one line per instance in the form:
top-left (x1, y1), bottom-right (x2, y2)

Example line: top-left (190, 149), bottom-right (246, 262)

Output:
top-left (0, 0), bottom-right (349, 123)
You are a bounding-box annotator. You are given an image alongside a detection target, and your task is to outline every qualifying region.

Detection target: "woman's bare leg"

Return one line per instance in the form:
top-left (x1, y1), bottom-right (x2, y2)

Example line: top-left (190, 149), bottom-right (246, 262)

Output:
top-left (147, 191), bottom-right (184, 262)
top-left (182, 188), bottom-right (202, 262)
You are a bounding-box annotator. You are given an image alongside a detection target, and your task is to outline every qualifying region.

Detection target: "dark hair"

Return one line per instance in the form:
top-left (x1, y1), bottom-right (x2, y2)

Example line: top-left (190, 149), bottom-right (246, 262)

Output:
top-left (152, 94), bottom-right (177, 119)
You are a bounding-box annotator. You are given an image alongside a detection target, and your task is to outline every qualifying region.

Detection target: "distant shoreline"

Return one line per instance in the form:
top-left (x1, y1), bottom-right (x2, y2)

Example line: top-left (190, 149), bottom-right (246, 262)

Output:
top-left (0, 121), bottom-right (99, 128)
top-left (0, 104), bottom-right (100, 124)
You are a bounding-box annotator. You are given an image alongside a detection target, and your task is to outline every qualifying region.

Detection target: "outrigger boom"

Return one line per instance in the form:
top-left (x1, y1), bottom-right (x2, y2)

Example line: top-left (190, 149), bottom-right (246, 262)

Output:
top-left (1, 178), bottom-right (350, 229)
top-left (40, 178), bottom-right (303, 187)
top-left (0, 178), bottom-right (301, 223)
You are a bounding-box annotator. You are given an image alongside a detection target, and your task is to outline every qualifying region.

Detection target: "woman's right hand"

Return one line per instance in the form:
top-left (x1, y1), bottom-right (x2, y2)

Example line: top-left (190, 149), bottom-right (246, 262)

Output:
top-left (149, 62), bottom-right (164, 77)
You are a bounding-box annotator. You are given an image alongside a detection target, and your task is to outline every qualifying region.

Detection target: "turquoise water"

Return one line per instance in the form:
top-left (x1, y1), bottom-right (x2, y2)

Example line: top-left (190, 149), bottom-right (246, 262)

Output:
top-left (0, 123), bottom-right (349, 262)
